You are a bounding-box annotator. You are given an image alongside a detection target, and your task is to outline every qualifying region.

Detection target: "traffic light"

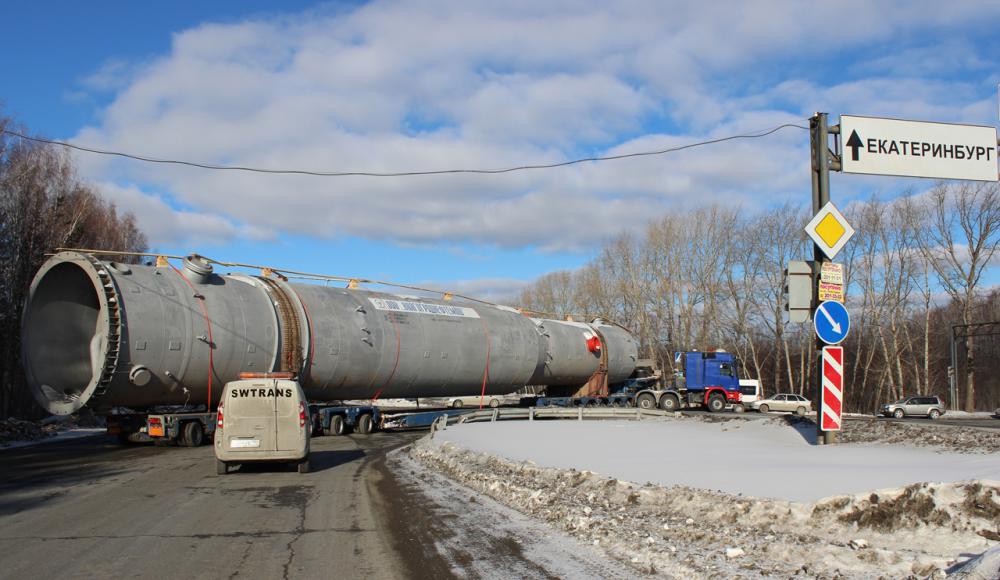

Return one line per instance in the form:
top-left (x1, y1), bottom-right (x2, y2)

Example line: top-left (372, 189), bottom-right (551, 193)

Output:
top-left (784, 260), bottom-right (814, 323)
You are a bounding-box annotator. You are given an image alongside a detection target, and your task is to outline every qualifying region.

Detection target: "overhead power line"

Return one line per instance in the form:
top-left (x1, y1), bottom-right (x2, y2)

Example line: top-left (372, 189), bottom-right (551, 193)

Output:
top-left (1, 122), bottom-right (808, 178)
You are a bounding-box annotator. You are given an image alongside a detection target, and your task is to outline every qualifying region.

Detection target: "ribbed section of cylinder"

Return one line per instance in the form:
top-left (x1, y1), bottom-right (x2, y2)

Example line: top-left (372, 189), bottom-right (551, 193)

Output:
top-left (21, 252), bottom-right (638, 414)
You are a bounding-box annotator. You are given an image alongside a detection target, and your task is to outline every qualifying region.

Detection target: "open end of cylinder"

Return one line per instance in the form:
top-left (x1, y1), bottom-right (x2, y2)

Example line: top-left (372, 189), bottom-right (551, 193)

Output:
top-left (22, 260), bottom-right (106, 415)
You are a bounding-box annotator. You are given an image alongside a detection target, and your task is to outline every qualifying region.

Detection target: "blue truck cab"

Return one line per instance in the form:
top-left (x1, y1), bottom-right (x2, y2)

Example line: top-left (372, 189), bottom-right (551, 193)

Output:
top-left (634, 351), bottom-right (745, 412)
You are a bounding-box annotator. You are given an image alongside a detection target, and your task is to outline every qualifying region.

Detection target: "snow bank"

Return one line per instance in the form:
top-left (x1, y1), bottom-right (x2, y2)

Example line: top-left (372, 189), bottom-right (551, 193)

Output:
top-left (433, 417), bottom-right (1000, 501)
top-left (407, 415), bottom-right (1000, 578)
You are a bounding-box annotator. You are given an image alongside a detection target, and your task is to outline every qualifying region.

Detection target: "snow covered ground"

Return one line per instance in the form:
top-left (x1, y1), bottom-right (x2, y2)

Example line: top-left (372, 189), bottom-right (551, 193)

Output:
top-left (408, 414), bottom-right (1000, 578)
top-left (433, 417), bottom-right (1000, 502)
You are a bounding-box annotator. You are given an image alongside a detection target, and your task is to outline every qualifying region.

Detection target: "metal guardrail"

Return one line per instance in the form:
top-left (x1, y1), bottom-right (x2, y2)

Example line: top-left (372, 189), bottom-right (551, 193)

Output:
top-left (429, 406), bottom-right (669, 437)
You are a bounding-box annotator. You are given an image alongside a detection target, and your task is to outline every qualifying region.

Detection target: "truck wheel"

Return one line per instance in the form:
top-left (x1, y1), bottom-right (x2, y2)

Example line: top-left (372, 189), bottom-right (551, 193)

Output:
top-left (707, 394), bottom-right (726, 413)
top-left (893, 409), bottom-right (904, 419)
top-left (330, 415), bottom-right (345, 436)
top-left (451, 399), bottom-right (463, 409)
top-left (297, 458), bottom-right (311, 474)
top-left (182, 421), bottom-right (205, 447)
top-left (636, 393), bottom-right (656, 409)
top-left (311, 414), bottom-right (323, 437)
top-left (929, 409), bottom-right (941, 419)
top-left (356, 413), bottom-right (374, 435)
top-left (759, 404), bottom-right (769, 414)
top-left (216, 459), bottom-right (228, 475)
top-left (795, 406), bottom-right (806, 416)
top-left (658, 395), bottom-right (679, 412)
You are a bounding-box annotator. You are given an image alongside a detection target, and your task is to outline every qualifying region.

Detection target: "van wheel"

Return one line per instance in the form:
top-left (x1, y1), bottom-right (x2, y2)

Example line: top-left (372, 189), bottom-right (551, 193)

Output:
top-left (181, 422), bottom-right (204, 447)
top-left (330, 415), bottom-right (345, 436)
top-left (216, 459), bottom-right (228, 475)
top-left (296, 458), bottom-right (311, 474)
top-left (356, 414), bottom-right (374, 435)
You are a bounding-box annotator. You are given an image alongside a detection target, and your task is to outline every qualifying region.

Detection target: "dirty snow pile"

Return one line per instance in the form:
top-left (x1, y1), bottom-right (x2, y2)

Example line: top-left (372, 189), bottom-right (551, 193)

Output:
top-left (408, 415), bottom-right (1000, 578)
top-left (0, 414), bottom-right (104, 447)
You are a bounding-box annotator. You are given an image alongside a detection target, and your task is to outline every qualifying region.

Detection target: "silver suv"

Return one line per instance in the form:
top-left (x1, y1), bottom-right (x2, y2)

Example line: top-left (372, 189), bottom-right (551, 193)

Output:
top-left (880, 395), bottom-right (945, 419)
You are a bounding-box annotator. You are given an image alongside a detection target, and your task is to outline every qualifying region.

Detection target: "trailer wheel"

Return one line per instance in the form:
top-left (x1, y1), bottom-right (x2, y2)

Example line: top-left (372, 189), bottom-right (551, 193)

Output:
top-left (636, 393), bottom-right (656, 409)
top-left (181, 421), bottom-right (205, 447)
top-left (296, 457), bottom-right (311, 474)
top-left (216, 459), bottom-right (228, 475)
top-left (658, 395), bottom-right (680, 412)
top-left (707, 394), bottom-right (726, 413)
top-left (330, 415), bottom-right (345, 436)
top-left (356, 413), bottom-right (374, 435)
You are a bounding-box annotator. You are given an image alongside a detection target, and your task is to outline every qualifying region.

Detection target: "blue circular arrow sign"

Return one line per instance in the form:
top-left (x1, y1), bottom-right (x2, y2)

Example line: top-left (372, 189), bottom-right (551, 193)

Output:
top-left (814, 300), bottom-right (850, 345)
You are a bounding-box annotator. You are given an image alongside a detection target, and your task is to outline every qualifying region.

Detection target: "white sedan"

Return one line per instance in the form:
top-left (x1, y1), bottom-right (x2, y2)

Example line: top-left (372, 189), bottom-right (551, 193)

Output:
top-left (750, 393), bottom-right (812, 415)
top-left (446, 395), bottom-right (502, 409)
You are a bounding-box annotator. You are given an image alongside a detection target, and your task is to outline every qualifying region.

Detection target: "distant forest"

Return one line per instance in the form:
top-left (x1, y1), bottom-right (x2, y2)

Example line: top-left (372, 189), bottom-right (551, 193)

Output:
top-left (517, 185), bottom-right (1000, 413)
top-left (0, 115), bottom-right (147, 419)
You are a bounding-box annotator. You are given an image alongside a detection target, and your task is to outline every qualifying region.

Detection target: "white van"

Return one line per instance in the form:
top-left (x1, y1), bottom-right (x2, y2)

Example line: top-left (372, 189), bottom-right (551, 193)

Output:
top-left (214, 375), bottom-right (310, 475)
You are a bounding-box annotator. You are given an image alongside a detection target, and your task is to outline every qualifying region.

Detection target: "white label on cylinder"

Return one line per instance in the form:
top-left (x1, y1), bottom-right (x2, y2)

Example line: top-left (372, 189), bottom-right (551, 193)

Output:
top-left (368, 297), bottom-right (480, 318)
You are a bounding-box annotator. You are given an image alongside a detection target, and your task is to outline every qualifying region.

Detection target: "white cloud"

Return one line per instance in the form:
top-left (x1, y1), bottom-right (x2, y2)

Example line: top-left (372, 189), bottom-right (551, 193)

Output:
top-left (70, 0), bottom-right (1000, 251)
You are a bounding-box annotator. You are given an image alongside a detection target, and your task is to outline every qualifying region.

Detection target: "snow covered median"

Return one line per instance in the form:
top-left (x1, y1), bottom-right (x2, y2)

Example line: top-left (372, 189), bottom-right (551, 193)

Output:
top-left (408, 415), bottom-right (1000, 578)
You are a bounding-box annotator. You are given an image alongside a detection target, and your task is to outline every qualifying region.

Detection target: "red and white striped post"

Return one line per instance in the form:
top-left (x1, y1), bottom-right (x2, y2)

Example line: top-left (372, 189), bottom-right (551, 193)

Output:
top-left (821, 346), bottom-right (844, 431)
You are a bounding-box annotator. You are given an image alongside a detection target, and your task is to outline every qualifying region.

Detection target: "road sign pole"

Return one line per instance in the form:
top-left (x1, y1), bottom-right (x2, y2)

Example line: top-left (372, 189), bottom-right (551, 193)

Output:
top-left (810, 113), bottom-right (836, 445)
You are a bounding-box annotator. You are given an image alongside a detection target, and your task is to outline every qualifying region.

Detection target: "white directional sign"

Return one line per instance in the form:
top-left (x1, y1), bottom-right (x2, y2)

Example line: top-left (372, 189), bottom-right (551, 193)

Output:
top-left (840, 115), bottom-right (998, 182)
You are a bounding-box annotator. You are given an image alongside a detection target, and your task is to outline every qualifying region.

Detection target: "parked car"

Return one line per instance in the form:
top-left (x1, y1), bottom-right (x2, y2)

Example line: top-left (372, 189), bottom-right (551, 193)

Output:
top-left (880, 395), bottom-right (945, 419)
top-left (750, 393), bottom-right (812, 416)
top-left (446, 395), bottom-right (502, 409)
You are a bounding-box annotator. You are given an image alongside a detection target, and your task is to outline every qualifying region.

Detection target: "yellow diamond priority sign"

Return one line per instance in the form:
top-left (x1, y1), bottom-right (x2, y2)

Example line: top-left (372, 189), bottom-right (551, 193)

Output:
top-left (805, 202), bottom-right (855, 260)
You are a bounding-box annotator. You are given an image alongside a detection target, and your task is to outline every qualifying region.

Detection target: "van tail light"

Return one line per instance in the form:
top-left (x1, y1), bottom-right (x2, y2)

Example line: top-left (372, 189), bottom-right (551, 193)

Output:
top-left (216, 402), bottom-right (224, 429)
top-left (299, 402), bottom-right (306, 429)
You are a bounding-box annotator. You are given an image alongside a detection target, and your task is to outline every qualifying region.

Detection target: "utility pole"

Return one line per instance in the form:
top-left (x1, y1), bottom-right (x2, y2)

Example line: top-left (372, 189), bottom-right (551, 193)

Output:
top-left (810, 112), bottom-right (836, 445)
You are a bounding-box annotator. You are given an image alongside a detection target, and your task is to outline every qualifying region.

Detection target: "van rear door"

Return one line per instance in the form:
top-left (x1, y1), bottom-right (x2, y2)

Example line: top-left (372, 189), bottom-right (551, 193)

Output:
top-left (274, 380), bottom-right (304, 452)
top-left (225, 380), bottom-right (277, 452)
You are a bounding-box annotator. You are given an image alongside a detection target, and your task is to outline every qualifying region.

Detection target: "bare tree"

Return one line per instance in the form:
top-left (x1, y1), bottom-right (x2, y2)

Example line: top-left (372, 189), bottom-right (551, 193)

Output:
top-left (0, 115), bottom-right (148, 418)
top-left (913, 182), bottom-right (1000, 411)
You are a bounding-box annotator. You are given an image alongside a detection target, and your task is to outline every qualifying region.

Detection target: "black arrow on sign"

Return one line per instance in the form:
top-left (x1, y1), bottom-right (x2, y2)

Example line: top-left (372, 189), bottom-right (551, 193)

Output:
top-left (846, 130), bottom-right (863, 161)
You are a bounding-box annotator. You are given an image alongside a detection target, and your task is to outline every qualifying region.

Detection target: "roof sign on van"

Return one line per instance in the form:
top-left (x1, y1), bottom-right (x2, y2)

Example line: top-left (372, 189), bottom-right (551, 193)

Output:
top-left (231, 387), bottom-right (294, 398)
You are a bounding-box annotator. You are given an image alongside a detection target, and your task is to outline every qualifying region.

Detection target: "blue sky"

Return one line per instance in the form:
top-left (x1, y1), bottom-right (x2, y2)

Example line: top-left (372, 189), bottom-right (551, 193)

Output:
top-left (4, 1), bottom-right (999, 300)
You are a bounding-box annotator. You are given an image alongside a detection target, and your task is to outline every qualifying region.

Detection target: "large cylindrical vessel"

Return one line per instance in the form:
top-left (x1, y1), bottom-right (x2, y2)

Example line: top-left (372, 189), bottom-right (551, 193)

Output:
top-left (21, 252), bottom-right (638, 415)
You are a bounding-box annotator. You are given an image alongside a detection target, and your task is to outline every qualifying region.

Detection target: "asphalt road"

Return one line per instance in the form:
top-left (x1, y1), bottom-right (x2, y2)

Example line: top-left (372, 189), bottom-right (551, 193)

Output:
top-left (0, 430), bottom-right (453, 579)
top-left (0, 428), bottom-right (625, 579)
